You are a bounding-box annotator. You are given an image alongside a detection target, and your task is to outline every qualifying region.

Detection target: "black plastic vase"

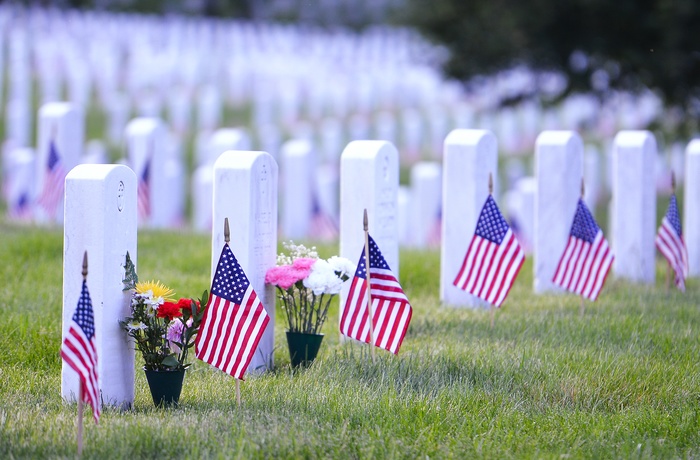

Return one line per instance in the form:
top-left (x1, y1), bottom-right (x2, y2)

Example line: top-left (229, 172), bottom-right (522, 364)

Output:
top-left (286, 331), bottom-right (324, 368)
top-left (144, 368), bottom-right (185, 407)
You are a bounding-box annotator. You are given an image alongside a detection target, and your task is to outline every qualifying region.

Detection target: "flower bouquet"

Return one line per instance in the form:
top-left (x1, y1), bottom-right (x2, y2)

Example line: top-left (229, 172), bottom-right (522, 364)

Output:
top-left (265, 241), bottom-right (355, 366)
top-left (120, 253), bottom-right (207, 405)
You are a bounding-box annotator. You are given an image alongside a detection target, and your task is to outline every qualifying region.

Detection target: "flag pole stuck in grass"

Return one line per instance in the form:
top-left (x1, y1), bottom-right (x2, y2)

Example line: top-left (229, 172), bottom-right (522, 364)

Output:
top-left (453, 171), bottom-right (525, 326)
top-left (60, 251), bottom-right (101, 456)
top-left (580, 179), bottom-right (586, 317)
top-left (340, 211), bottom-right (413, 356)
top-left (656, 171), bottom-right (689, 293)
top-left (363, 209), bottom-right (376, 362)
top-left (552, 177), bottom-right (614, 308)
top-left (194, 218), bottom-right (270, 408)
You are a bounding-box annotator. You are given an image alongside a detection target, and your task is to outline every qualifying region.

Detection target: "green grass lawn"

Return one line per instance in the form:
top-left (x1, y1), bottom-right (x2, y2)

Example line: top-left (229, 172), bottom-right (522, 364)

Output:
top-left (1, 220), bottom-right (699, 459)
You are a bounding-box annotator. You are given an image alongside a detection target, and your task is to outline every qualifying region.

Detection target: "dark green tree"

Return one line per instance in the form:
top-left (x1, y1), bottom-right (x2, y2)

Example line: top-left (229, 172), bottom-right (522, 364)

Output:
top-left (399, 0), bottom-right (700, 118)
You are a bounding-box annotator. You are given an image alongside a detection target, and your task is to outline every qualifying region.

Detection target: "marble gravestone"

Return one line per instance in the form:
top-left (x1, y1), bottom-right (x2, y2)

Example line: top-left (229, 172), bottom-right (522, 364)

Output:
top-left (339, 140), bottom-right (399, 308)
top-left (62, 164), bottom-right (137, 409)
top-left (440, 129), bottom-right (498, 307)
top-left (685, 139), bottom-right (700, 276)
top-left (534, 131), bottom-right (583, 293)
top-left (35, 102), bottom-right (84, 224)
top-left (212, 151), bottom-right (278, 373)
top-left (611, 130), bottom-right (657, 283)
top-left (125, 117), bottom-right (173, 228)
top-left (410, 161), bottom-right (442, 248)
top-left (281, 139), bottom-right (316, 239)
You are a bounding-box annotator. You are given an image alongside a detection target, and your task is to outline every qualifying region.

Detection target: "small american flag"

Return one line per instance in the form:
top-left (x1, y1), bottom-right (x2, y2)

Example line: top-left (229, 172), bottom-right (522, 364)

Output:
top-left (656, 193), bottom-right (688, 291)
top-left (426, 207), bottom-right (442, 249)
top-left (308, 195), bottom-right (339, 241)
top-left (8, 192), bottom-right (32, 221)
top-left (340, 235), bottom-right (412, 354)
top-left (552, 198), bottom-right (613, 300)
top-left (36, 141), bottom-right (66, 218)
top-left (137, 160), bottom-right (150, 221)
top-left (453, 195), bottom-right (525, 307)
top-left (195, 244), bottom-right (270, 380)
top-left (60, 280), bottom-right (101, 423)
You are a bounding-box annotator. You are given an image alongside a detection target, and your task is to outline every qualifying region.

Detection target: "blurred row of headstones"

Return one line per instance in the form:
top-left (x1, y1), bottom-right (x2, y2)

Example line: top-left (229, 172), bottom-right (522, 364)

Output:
top-left (0, 4), bottom-right (693, 247)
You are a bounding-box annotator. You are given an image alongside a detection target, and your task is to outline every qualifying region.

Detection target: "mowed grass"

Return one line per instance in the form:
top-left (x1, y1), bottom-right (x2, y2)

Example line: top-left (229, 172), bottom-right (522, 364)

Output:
top-left (1, 221), bottom-right (700, 459)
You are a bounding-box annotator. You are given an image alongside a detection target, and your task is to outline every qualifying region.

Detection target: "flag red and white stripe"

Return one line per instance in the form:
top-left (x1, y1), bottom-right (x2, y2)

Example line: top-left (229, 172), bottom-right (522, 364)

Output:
top-left (340, 235), bottom-right (412, 354)
top-left (656, 193), bottom-right (688, 291)
top-left (60, 280), bottom-right (100, 423)
top-left (552, 198), bottom-right (613, 300)
top-left (36, 141), bottom-right (66, 218)
top-left (137, 160), bottom-right (150, 221)
top-left (195, 244), bottom-right (270, 380)
top-left (453, 195), bottom-right (525, 307)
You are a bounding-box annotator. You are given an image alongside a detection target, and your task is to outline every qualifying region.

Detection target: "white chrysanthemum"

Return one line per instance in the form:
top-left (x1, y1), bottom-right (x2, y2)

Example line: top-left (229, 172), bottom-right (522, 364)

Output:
top-left (126, 321), bottom-right (147, 332)
top-left (327, 256), bottom-right (356, 279)
top-left (303, 259), bottom-right (342, 295)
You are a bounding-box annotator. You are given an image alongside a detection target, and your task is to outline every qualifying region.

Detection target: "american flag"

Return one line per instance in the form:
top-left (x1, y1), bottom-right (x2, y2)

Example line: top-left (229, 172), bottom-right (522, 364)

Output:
top-left (60, 280), bottom-right (100, 423)
top-left (656, 193), bottom-right (688, 291)
top-left (137, 160), bottom-right (150, 221)
top-left (195, 244), bottom-right (270, 380)
top-left (426, 207), bottom-right (442, 248)
top-left (36, 141), bottom-right (66, 218)
top-left (552, 198), bottom-right (613, 301)
top-left (308, 195), bottom-right (339, 241)
top-left (340, 235), bottom-right (412, 354)
top-left (8, 192), bottom-right (32, 221)
top-left (453, 195), bottom-right (525, 307)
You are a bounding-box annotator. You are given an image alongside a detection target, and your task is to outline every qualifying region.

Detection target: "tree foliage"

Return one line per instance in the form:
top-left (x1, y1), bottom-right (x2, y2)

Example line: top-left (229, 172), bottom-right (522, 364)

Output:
top-left (399, 0), bottom-right (700, 113)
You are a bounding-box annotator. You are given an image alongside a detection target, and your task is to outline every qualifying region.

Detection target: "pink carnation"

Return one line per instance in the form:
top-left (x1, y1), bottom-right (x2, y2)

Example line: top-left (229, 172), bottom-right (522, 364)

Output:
top-left (265, 258), bottom-right (317, 289)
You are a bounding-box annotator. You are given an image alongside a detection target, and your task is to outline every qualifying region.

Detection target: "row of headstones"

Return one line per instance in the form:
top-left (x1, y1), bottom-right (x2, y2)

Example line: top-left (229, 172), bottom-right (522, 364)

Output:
top-left (62, 130), bottom-right (700, 407)
top-left (1, 4), bottom-right (664, 155)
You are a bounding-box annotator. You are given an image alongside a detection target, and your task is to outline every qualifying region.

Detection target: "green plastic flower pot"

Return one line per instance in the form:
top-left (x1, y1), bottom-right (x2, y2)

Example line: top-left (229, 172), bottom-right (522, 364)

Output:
top-left (286, 331), bottom-right (324, 368)
top-left (144, 368), bottom-right (185, 407)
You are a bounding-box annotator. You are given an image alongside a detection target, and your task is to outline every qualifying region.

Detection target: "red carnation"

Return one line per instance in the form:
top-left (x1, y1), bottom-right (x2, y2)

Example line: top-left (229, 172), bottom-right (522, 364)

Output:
top-left (176, 297), bottom-right (199, 313)
top-left (157, 301), bottom-right (183, 321)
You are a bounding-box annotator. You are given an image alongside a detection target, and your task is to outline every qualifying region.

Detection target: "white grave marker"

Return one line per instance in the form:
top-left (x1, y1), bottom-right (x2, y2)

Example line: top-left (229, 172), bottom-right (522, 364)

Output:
top-left (685, 139), bottom-right (700, 276)
top-left (340, 141), bottom-right (399, 307)
top-left (534, 130), bottom-right (583, 292)
top-left (611, 130), bottom-right (657, 283)
top-left (35, 102), bottom-right (84, 224)
top-left (62, 164), bottom-right (137, 409)
top-left (212, 151), bottom-right (278, 373)
top-left (440, 129), bottom-right (498, 307)
top-left (410, 162), bottom-right (442, 248)
top-left (281, 139), bottom-right (316, 239)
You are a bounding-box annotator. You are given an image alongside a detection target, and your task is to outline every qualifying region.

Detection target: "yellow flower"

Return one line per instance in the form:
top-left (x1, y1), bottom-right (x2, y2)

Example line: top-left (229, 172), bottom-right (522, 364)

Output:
top-left (135, 280), bottom-right (175, 302)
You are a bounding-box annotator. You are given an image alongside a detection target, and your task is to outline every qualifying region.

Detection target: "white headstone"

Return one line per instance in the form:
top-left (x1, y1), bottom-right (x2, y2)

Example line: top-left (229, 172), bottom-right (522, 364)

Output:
top-left (397, 186), bottom-right (411, 246)
top-left (204, 128), bottom-right (251, 166)
top-left (505, 176), bottom-right (536, 254)
top-left (410, 161), bottom-right (442, 248)
top-left (281, 139), bottom-right (316, 239)
top-left (4, 147), bottom-right (35, 221)
top-left (534, 131), bottom-right (583, 292)
top-left (35, 102), bottom-right (84, 224)
top-left (212, 151), bottom-right (278, 373)
top-left (440, 129), bottom-right (498, 307)
top-left (685, 139), bottom-right (700, 276)
top-left (611, 130), bottom-right (657, 283)
top-left (62, 164), bottom-right (137, 409)
top-left (192, 163), bottom-right (214, 232)
top-left (125, 117), bottom-right (170, 228)
top-left (340, 140), bottom-right (400, 307)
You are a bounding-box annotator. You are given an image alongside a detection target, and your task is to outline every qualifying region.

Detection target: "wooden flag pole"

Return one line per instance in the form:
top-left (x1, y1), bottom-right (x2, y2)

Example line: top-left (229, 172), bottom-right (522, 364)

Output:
top-left (363, 209), bottom-right (376, 362)
top-left (77, 251), bottom-right (88, 456)
top-left (224, 218), bottom-right (242, 408)
top-left (580, 179), bottom-right (586, 317)
top-left (488, 174), bottom-right (495, 330)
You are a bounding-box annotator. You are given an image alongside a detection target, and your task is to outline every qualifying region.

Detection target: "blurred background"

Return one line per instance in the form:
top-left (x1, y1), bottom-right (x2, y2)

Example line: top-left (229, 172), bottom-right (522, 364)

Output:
top-left (1, 0), bottom-right (698, 244)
